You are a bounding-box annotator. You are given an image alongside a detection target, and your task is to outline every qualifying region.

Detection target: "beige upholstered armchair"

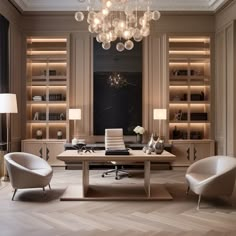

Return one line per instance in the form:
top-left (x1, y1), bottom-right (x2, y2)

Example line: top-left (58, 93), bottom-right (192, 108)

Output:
top-left (4, 152), bottom-right (53, 200)
top-left (102, 128), bottom-right (130, 180)
top-left (185, 155), bottom-right (236, 209)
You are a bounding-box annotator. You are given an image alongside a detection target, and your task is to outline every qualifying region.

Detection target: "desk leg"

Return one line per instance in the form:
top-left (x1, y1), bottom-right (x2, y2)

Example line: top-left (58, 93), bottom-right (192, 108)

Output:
top-left (144, 160), bottom-right (151, 197)
top-left (82, 161), bottom-right (89, 197)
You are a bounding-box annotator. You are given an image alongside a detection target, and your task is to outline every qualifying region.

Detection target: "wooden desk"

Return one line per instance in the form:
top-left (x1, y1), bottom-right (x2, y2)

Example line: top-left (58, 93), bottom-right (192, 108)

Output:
top-left (57, 150), bottom-right (176, 201)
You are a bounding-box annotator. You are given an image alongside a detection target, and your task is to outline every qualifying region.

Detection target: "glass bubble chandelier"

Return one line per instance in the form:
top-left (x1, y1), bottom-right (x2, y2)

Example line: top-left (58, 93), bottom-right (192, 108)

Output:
top-left (75, 0), bottom-right (161, 51)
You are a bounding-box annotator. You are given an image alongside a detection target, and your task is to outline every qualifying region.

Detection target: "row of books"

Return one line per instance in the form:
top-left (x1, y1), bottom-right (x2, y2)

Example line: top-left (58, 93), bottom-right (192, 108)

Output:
top-left (32, 94), bottom-right (66, 101)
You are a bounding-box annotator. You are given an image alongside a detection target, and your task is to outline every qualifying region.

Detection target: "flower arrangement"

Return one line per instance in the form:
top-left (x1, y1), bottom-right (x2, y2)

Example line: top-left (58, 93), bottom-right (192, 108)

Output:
top-left (133, 126), bottom-right (145, 135)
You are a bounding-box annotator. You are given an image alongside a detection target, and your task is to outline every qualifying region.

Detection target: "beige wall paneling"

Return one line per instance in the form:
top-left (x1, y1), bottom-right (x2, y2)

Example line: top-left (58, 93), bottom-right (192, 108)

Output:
top-left (225, 23), bottom-right (236, 156)
top-left (215, 0), bottom-right (236, 156)
top-left (147, 33), bottom-right (168, 141)
top-left (215, 0), bottom-right (236, 32)
top-left (70, 32), bottom-right (91, 142)
top-left (215, 30), bottom-right (227, 154)
top-left (215, 21), bottom-right (236, 156)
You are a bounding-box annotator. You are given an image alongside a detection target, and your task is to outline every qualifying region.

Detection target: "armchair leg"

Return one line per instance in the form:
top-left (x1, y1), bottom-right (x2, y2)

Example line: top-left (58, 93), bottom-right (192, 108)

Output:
top-left (48, 184), bottom-right (51, 190)
top-left (42, 187), bottom-right (45, 192)
top-left (197, 194), bottom-right (201, 210)
top-left (12, 189), bottom-right (17, 201)
top-left (186, 186), bottom-right (190, 195)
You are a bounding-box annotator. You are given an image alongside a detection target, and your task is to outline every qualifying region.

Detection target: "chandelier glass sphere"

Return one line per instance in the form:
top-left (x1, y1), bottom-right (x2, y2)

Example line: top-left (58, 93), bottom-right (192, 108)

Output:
top-left (75, 0), bottom-right (161, 51)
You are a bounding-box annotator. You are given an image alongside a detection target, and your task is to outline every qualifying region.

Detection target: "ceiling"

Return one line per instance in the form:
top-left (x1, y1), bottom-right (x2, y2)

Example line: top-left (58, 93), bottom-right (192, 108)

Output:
top-left (10, 0), bottom-right (230, 12)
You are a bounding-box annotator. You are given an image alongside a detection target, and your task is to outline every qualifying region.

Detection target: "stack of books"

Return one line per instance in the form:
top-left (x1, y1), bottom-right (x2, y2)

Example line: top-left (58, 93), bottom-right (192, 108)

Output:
top-left (32, 96), bottom-right (42, 101)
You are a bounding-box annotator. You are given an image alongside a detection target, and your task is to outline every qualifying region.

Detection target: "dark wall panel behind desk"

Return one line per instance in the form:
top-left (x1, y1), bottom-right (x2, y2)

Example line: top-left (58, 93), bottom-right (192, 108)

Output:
top-left (93, 72), bottom-right (142, 135)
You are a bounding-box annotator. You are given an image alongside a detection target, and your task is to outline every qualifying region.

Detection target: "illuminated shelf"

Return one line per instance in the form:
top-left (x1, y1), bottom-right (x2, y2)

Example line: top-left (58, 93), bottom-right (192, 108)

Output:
top-left (26, 36), bottom-right (68, 139)
top-left (27, 120), bottom-right (67, 124)
top-left (168, 36), bottom-right (212, 140)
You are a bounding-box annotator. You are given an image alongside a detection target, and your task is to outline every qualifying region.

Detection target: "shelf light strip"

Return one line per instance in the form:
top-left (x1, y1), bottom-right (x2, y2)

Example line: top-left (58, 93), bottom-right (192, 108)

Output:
top-left (27, 51), bottom-right (67, 55)
top-left (28, 38), bottom-right (67, 42)
top-left (169, 38), bottom-right (210, 43)
top-left (169, 50), bottom-right (210, 55)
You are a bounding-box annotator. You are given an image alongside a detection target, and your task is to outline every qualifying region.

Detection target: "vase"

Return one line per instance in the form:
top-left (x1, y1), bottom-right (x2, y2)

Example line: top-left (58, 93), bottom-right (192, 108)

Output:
top-left (154, 139), bottom-right (164, 154)
top-left (136, 134), bottom-right (143, 144)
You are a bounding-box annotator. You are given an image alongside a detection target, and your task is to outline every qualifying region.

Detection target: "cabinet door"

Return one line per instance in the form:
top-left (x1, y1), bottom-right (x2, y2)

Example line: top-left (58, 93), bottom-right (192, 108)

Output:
top-left (192, 143), bottom-right (213, 162)
top-left (46, 142), bottom-right (65, 166)
top-left (22, 142), bottom-right (44, 159)
top-left (171, 143), bottom-right (191, 166)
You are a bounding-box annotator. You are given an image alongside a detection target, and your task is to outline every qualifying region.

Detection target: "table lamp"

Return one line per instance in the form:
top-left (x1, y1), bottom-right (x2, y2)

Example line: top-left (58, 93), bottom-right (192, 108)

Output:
top-left (153, 108), bottom-right (167, 138)
top-left (69, 108), bottom-right (81, 145)
top-left (0, 93), bottom-right (18, 181)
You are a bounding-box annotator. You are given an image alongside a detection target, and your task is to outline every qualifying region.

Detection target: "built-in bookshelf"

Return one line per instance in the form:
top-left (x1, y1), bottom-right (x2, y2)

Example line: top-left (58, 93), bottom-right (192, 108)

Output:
top-left (168, 36), bottom-right (211, 140)
top-left (26, 37), bottom-right (69, 140)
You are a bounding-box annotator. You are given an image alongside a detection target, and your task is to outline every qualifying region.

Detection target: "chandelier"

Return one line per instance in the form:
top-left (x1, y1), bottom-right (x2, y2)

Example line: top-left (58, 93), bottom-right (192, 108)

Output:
top-left (74, 0), bottom-right (161, 51)
top-left (107, 72), bottom-right (127, 88)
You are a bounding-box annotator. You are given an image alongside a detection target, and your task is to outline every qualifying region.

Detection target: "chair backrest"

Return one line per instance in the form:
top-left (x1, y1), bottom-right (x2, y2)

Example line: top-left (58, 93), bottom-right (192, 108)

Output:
top-left (216, 155), bottom-right (236, 174)
top-left (105, 128), bottom-right (126, 150)
top-left (4, 152), bottom-right (50, 170)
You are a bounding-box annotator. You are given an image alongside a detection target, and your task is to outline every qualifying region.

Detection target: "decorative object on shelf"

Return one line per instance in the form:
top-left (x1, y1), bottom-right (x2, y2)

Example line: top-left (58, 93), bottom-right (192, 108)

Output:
top-left (59, 113), bottom-right (65, 120)
top-left (153, 108), bottom-right (167, 139)
top-left (57, 130), bottom-right (63, 139)
top-left (174, 109), bottom-right (182, 121)
top-left (0, 93), bottom-right (18, 181)
top-left (133, 125), bottom-right (145, 144)
top-left (36, 129), bottom-right (43, 139)
top-left (32, 96), bottom-right (42, 101)
top-left (69, 108), bottom-right (82, 145)
top-left (74, 0), bottom-right (161, 51)
top-left (33, 112), bottom-right (39, 120)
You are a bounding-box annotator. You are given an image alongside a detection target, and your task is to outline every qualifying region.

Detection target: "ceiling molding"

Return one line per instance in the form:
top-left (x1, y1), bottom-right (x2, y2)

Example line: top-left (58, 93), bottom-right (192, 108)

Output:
top-left (10, 0), bottom-right (231, 12)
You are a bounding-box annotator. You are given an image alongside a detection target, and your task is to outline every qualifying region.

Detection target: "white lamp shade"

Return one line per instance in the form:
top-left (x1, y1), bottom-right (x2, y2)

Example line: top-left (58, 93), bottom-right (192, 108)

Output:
top-left (153, 109), bottom-right (167, 120)
top-left (0, 93), bottom-right (18, 113)
top-left (69, 108), bottom-right (81, 120)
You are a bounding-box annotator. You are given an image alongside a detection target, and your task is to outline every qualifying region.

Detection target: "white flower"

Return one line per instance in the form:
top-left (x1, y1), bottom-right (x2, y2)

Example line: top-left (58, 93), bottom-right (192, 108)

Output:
top-left (133, 125), bottom-right (145, 134)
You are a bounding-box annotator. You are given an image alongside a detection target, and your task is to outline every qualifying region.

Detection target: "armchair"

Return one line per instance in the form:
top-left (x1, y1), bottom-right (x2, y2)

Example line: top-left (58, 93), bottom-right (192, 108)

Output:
top-left (4, 152), bottom-right (53, 200)
top-left (185, 155), bottom-right (236, 209)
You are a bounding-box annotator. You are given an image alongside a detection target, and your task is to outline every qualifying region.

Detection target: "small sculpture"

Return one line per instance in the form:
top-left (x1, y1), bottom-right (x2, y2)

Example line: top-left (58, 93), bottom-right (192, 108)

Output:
top-left (34, 112), bottom-right (39, 120)
top-left (174, 110), bottom-right (182, 121)
top-left (36, 129), bottom-right (43, 139)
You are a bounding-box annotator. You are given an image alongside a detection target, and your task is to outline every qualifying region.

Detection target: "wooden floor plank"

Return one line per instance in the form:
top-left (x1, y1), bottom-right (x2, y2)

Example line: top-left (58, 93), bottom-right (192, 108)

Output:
top-left (0, 168), bottom-right (236, 235)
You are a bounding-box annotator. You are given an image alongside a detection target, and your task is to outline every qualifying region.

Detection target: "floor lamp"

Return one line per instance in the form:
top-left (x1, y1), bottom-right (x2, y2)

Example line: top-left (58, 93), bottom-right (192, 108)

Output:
top-left (69, 108), bottom-right (81, 145)
top-left (153, 108), bottom-right (167, 139)
top-left (0, 93), bottom-right (18, 181)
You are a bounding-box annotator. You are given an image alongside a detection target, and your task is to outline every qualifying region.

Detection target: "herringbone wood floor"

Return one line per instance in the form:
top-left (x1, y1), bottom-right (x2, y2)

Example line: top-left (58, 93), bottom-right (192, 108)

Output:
top-left (1, 168), bottom-right (236, 236)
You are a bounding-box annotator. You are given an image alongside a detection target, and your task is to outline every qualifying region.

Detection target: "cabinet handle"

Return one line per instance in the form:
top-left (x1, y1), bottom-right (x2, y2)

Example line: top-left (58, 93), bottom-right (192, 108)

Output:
top-left (39, 148), bottom-right (43, 158)
top-left (46, 147), bottom-right (49, 161)
top-left (194, 147), bottom-right (197, 161)
top-left (186, 147), bottom-right (190, 160)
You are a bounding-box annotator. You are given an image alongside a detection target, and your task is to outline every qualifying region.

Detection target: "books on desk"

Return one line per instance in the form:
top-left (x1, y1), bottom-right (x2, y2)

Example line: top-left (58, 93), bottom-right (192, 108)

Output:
top-left (105, 149), bottom-right (130, 155)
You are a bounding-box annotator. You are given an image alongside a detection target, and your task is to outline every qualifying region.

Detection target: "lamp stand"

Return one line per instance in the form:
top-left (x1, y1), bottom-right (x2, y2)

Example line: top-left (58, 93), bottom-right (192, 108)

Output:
top-left (1, 113), bottom-right (10, 181)
top-left (71, 119), bottom-right (78, 145)
top-left (159, 120), bottom-right (161, 138)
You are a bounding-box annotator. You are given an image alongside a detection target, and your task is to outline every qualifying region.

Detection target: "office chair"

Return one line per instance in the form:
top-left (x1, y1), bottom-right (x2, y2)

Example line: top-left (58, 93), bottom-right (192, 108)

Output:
top-left (101, 128), bottom-right (130, 180)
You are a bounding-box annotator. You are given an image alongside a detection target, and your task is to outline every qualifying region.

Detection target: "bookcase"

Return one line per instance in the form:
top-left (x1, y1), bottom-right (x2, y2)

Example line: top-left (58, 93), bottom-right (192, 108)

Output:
top-left (22, 36), bottom-right (69, 166)
top-left (168, 36), bottom-right (214, 167)
top-left (168, 36), bottom-right (211, 140)
top-left (26, 36), bottom-right (69, 140)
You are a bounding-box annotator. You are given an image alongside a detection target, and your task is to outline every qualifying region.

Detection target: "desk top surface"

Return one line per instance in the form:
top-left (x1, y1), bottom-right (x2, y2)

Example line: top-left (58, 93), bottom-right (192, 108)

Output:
top-left (57, 150), bottom-right (176, 162)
